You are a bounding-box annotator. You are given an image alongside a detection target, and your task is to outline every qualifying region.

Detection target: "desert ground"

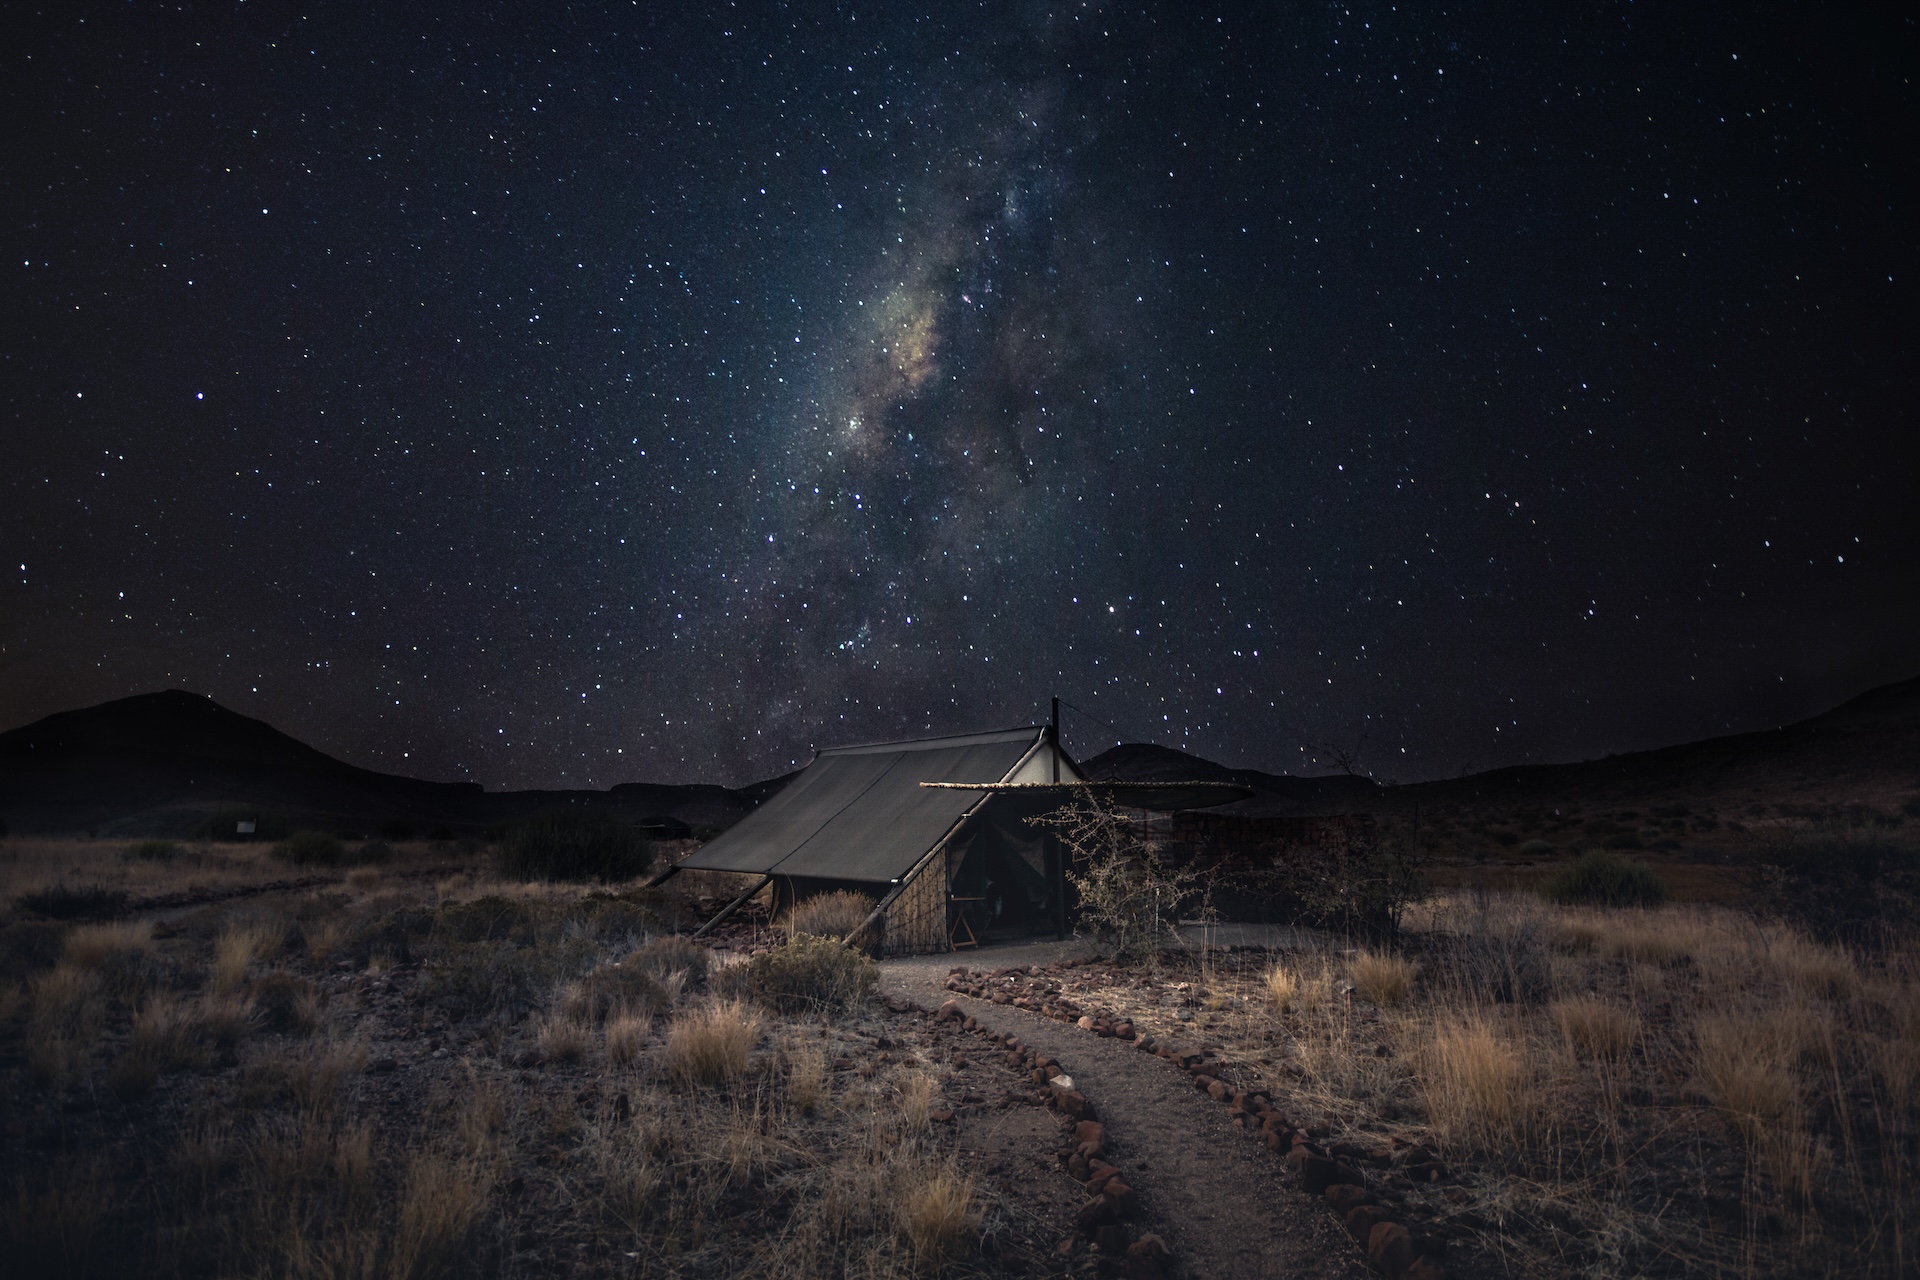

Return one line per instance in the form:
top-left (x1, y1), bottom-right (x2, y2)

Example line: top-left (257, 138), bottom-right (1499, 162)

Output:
top-left (0, 831), bottom-right (1914, 1279)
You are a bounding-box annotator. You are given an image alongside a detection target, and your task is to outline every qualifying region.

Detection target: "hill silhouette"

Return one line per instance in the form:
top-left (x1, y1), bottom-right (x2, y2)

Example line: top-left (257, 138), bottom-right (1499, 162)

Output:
top-left (0, 689), bottom-right (765, 837)
top-left (3, 677), bottom-right (1915, 839)
top-left (1084, 676), bottom-right (1920, 819)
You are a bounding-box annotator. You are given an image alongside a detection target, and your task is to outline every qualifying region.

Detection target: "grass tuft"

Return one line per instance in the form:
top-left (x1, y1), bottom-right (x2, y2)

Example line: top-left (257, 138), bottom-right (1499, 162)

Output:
top-left (664, 998), bottom-right (762, 1085)
top-left (782, 889), bottom-right (877, 941)
top-left (898, 1168), bottom-right (980, 1266)
top-left (1349, 948), bottom-right (1417, 1006)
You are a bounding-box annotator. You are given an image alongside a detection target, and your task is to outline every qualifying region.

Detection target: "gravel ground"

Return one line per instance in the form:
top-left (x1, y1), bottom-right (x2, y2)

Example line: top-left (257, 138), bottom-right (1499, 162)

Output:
top-left (884, 945), bottom-right (1373, 1280)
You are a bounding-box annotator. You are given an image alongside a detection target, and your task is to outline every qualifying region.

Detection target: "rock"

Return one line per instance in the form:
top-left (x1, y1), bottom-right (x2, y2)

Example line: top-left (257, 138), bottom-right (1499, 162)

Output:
top-left (1294, 1152), bottom-right (1337, 1195)
top-left (1075, 1196), bottom-right (1117, 1232)
top-left (1326, 1184), bottom-right (1375, 1214)
top-left (1057, 1091), bottom-right (1092, 1120)
top-left (1127, 1235), bottom-right (1171, 1262)
top-left (1087, 1165), bottom-right (1122, 1194)
top-left (1368, 1222), bottom-right (1415, 1278)
top-left (1330, 1162), bottom-right (1366, 1188)
top-left (1074, 1120), bottom-right (1106, 1151)
top-left (1346, 1205), bottom-right (1392, 1243)
top-left (1404, 1259), bottom-right (1447, 1280)
top-left (1077, 1015), bottom-right (1097, 1030)
top-left (1205, 1078), bottom-right (1231, 1102)
top-left (1114, 1021), bottom-right (1135, 1039)
top-left (1094, 1223), bottom-right (1131, 1254)
top-left (935, 1000), bottom-right (963, 1023)
top-left (1068, 1153), bottom-right (1091, 1180)
top-left (1101, 1178), bottom-right (1141, 1217)
top-left (1124, 1257), bottom-right (1167, 1280)
top-left (1048, 1073), bottom-right (1076, 1095)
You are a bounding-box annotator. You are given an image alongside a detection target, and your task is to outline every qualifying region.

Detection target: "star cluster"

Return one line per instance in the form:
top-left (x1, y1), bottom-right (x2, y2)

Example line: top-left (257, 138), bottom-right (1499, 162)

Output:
top-left (2, 3), bottom-right (1913, 788)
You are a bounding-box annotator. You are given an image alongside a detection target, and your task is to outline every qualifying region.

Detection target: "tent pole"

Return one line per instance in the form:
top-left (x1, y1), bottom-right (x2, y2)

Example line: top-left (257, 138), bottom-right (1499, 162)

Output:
top-left (693, 874), bottom-right (772, 939)
top-left (642, 863), bottom-right (682, 890)
top-left (1050, 695), bottom-right (1067, 938)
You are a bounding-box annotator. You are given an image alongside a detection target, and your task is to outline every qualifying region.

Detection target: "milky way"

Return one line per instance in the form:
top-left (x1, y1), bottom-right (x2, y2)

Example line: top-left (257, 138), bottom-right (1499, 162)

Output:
top-left (3, 3), bottom-right (1914, 788)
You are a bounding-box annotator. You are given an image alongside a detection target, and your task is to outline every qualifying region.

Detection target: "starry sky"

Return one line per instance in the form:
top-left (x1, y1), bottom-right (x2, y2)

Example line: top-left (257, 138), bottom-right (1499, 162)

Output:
top-left (3, 2), bottom-right (1915, 790)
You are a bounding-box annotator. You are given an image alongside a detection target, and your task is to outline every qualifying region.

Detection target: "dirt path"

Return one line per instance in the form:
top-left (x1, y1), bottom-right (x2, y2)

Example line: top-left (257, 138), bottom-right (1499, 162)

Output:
top-left (884, 946), bottom-right (1372, 1280)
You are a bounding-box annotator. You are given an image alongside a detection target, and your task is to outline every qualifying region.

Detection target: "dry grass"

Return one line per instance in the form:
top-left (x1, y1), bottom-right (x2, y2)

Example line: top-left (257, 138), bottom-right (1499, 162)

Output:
top-left (1695, 1011), bottom-right (1804, 1140)
top-left (665, 998), bottom-right (762, 1085)
top-left (536, 1013), bottom-right (591, 1064)
top-left (345, 866), bottom-right (382, 891)
top-left (213, 921), bottom-right (284, 992)
top-left (785, 1038), bottom-right (829, 1115)
top-left (1349, 948), bottom-right (1416, 1006)
top-left (1416, 1014), bottom-right (1534, 1151)
top-left (604, 1010), bottom-right (652, 1067)
top-left (897, 1167), bottom-right (980, 1266)
top-left (898, 1070), bottom-right (936, 1134)
top-left (62, 919), bottom-right (154, 969)
top-left (391, 1146), bottom-right (494, 1280)
top-left (1263, 962), bottom-right (1299, 1008)
top-left (1551, 995), bottom-right (1638, 1059)
top-left (783, 889), bottom-right (877, 940)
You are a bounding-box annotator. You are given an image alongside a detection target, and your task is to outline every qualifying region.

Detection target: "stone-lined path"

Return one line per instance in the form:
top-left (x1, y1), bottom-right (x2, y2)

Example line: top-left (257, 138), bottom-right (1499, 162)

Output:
top-left (885, 945), bottom-right (1372, 1280)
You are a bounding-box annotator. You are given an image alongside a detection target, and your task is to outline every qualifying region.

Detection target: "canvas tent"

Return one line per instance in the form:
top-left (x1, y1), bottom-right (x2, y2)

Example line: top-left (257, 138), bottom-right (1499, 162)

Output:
top-left (665, 726), bottom-right (1083, 955)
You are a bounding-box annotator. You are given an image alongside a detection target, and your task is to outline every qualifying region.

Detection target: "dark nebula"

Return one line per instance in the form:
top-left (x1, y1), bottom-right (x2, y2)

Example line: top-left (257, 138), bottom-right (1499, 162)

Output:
top-left (2, 3), bottom-right (1914, 787)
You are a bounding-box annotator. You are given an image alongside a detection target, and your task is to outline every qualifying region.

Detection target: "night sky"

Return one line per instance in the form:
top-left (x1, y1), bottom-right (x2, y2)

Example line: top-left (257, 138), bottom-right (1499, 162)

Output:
top-left (4, 3), bottom-right (1915, 790)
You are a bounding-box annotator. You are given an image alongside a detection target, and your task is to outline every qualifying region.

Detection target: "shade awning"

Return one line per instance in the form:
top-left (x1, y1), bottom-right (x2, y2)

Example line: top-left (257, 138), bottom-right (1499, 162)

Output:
top-left (676, 728), bottom-right (1051, 884)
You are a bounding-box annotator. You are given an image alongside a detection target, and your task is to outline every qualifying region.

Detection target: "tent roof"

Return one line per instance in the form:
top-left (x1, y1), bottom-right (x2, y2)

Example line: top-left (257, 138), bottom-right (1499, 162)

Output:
top-left (677, 727), bottom-right (1049, 884)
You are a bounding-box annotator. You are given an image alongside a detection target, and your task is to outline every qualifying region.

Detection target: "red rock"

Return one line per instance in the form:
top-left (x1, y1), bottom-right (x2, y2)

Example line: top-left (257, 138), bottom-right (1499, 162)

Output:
top-left (1087, 1166), bottom-right (1122, 1194)
top-left (934, 1000), bottom-right (962, 1022)
top-left (1101, 1177), bottom-right (1141, 1217)
top-left (1074, 1120), bottom-right (1106, 1150)
top-left (1330, 1162), bottom-right (1365, 1188)
top-left (1295, 1153), bottom-right (1337, 1194)
top-left (1068, 1152), bottom-right (1091, 1180)
top-left (929, 1109), bottom-right (955, 1124)
top-left (1094, 1223), bottom-right (1131, 1254)
top-left (1368, 1222), bottom-right (1414, 1278)
top-left (1205, 1078), bottom-right (1231, 1102)
top-left (1346, 1205), bottom-right (1391, 1243)
top-left (1325, 1184), bottom-right (1375, 1214)
top-left (1404, 1259), bottom-right (1447, 1280)
top-left (1126, 1235), bottom-right (1171, 1262)
top-left (1077, 1015), bottom-right (1097, 1029)
top-left (1263, 1128), bottom-right (1286, 1152)
top-left (1075, 1196), bottom-right (1117, 1232)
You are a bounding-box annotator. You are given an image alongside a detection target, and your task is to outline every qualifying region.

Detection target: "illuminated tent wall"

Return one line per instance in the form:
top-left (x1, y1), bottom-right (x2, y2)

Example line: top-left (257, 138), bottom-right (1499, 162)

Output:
top-left (669, 727), bottom-right (1082, 955)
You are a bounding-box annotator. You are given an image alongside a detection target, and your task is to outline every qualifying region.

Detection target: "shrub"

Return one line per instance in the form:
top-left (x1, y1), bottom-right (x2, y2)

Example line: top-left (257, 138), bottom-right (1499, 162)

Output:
top-left (1538, 850), bottom-right (1668, 908)
top-left (564, 961), bottom-right (669, 1023)
top-left (273, 830), bottom-right (349, 867)
top-left (536, 1014), bottom-right (592, 1064)
top-left (1264, 964), bottom-right (1299, 1009)
top-left (493, 810), bottom-right (653, 883)
top-left (1429, 924), bottom-right (1555, 1004)
top-left (1349, 949), bottom-right (1416, 1006)
top-left (664, 999), bottom-right (762, 1085)
top-left (1746, 829), bottom-right (1920, 943)
top-left (782, 890), bottom-right (876, 941)
top-left (628, 934), bottom-right (708, 987)
top-left (432, 896), bottom-right (536, 944)
top-left (715, 935), bottom-right (877, 1015)
top-left (17, 883), bottom-right (129, 920)
top-left (1031, 792), bottom-right (1206, 963)
top-left (1517, 838), bottom-right (1556, 857)
top-left (124, 839), bottom-right (180, 863)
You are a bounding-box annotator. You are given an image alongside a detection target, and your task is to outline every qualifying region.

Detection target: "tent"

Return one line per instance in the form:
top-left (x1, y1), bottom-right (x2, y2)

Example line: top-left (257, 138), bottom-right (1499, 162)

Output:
top-left (663, 726), bottom-right (1082, 954)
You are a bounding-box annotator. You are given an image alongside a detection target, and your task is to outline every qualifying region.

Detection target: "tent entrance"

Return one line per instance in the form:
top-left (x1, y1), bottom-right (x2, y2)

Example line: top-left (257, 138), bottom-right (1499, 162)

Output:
top-left (946, 814), bottom-right (1058, 943)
